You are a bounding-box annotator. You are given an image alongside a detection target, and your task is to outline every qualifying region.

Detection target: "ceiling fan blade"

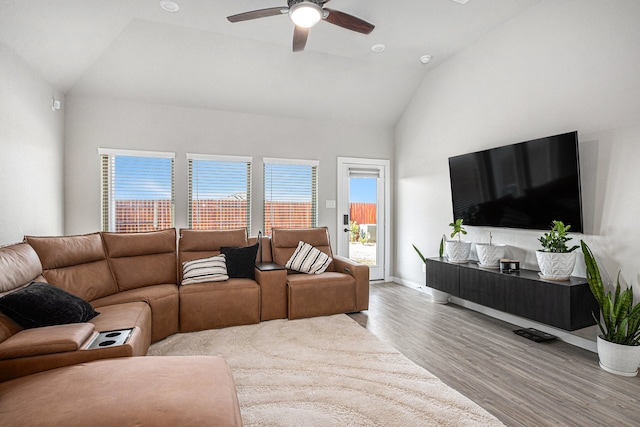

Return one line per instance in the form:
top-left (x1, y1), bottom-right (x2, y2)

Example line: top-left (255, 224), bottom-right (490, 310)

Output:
top-left (323, 8), bottom-right (375, 34)
top-left (227, 7), bottom-right (288, 23)
top-left (292, 25), bottom-right (309, 52)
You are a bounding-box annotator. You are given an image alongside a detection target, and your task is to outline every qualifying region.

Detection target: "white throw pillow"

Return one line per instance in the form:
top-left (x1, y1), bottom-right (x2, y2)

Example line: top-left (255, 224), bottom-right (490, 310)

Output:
top-left (182, 254), bottom-right (228, 285)
top-left (285, 241), bottom-right (332, 274)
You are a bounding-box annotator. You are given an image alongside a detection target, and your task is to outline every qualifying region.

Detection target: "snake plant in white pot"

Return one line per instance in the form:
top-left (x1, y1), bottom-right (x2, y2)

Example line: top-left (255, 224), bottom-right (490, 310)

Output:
top-left (536, 220), bottom-right (579, 280)
top-left (581, 241), bottom-right (640, 376)
top-left (445, 219), bottom-right (472, 263)
top-left (412, 244), bottom-right (449, 304)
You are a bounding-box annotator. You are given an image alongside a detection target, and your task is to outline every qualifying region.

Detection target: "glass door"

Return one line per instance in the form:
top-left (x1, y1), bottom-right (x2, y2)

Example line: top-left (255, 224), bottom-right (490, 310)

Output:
top-left (337, 158), bottom-right (388, 281)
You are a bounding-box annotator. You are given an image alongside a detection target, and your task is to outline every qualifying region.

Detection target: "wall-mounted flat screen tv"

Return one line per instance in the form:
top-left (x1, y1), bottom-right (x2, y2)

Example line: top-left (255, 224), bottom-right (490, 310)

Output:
top-left (448, 131), bottom-right (583, 232)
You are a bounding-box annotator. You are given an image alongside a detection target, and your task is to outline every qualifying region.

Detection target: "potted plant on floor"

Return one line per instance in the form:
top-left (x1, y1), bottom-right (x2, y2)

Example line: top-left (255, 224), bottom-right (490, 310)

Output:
top-left (475, 232), bottom-right (506, 269)
top-left (412, 244), bottom-right (449, 304)
top-left (445, 219), bottom-right (472, 263)
top-left (581, 241), bottom-right (640, 376)
top-left (535, 220), bottom-right (579, 280)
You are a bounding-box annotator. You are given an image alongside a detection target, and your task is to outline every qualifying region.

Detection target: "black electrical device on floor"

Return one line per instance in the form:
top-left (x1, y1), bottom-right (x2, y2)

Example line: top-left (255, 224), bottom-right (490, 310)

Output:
top-left (513, 328), bottom-right (556, 342)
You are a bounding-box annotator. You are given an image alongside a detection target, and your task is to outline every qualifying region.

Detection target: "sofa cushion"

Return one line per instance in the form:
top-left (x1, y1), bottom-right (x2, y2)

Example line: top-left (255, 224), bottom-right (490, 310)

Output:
top-left (182, 255), bottom-right (228, 285)
top-left (221, 243), bottom-right (258, 279)
top-left (0, 282), bottom-right (99, 329)
top-left (0, 243), bottom-right (43, 293)
top-left (91, 285), bottom-right (178, 343)
top-left (101, 229), bottom-right (177, 292)
top-left (285, 241), bottom-right (332, 274)
top-left (271, 227), bottom-right (335, 272)
top-left (287, 272), bottom-right (357, 319)
top-left (178, 228), bottom-right (249, 283)
top-left (179, 278), bottom-right (260, 332)
top-left (25, 233), bottom-right (118, 301)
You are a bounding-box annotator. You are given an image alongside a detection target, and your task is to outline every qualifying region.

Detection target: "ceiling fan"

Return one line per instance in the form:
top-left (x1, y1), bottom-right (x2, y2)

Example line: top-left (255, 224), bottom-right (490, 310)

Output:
top-left (227, 0), bottom-right (375, 52)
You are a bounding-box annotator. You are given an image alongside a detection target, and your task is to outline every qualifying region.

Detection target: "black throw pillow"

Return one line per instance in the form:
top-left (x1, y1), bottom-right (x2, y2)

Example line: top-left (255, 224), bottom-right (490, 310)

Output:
top-left (221, 243), bottom-right (259, 280)
top-left (0, 282), bottom-right (99, 329)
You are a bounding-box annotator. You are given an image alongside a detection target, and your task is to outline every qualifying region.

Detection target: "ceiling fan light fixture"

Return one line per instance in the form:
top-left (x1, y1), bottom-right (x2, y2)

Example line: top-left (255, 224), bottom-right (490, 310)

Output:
top-left (289, 2), bottom-right (323, 28)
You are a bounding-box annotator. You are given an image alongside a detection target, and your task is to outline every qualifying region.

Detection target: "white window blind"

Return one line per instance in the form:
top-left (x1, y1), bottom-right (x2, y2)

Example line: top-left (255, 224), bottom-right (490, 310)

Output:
top-left (99, 148), bottom-right (175, 232)
top-left (187, 154), bottom-right (252, 230)
top-left (263, 158), bottom-right (318, 235)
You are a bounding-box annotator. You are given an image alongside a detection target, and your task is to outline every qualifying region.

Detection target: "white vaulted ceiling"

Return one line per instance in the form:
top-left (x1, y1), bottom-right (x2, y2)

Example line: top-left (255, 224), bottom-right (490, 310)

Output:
top-left (0, 0), bottom-right (541, 126)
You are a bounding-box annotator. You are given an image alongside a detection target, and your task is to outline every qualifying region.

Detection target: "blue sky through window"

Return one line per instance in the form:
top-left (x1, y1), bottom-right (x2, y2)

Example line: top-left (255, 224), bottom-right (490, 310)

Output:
top-left (113, 156), bottom-right (376, 204)
top-left (191, 159), bottom-right (248, 199)
top-left (114, 156), bottom-right (173, 200)
top-left (350, 177), bottom-right (377, 203)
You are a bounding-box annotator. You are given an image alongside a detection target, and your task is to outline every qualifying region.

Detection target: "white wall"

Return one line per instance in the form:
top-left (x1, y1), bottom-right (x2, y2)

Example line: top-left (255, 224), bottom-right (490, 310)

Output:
top-left (64, 96), bottom-right (393, 243)
top-left (395, 0), bottom-right (640, 292)
top-left (0, 42), bottom-right (65, 245)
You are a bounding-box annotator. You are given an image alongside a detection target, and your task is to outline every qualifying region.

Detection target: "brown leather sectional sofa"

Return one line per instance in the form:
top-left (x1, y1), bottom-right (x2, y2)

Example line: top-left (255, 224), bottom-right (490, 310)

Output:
top-left (0, 226), bottom-right (368, 425)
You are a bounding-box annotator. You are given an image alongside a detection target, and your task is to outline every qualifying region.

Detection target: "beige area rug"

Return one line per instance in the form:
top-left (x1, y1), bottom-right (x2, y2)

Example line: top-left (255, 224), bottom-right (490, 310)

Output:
top-left (148, 314), bottom-right (503, 427)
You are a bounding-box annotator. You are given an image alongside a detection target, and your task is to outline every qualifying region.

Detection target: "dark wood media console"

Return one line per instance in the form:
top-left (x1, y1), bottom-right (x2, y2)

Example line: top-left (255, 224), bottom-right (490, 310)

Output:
top-left (425, 257), bottom-right (598, 331)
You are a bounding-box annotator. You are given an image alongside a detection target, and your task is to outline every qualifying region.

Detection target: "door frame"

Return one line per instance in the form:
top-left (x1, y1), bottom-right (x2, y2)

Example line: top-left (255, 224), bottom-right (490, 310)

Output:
top-left (336, 157), bottom-right (391, 282)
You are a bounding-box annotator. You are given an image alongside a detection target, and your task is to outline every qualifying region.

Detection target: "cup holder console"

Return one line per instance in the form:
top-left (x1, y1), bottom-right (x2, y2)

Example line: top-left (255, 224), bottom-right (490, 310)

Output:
top-left (85, 329), bottom-right (133, 350)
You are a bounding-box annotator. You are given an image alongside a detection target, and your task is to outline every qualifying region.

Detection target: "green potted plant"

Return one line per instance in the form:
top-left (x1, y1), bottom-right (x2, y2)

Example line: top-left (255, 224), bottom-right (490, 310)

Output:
top-left (412, 244), bottom-right (449, 304)
top-left (445, 219), bottom-right (472, 263)
top-left (535, 220), bottom-right (579, 280)
top-left (581, 241), bottom-right (640, 376)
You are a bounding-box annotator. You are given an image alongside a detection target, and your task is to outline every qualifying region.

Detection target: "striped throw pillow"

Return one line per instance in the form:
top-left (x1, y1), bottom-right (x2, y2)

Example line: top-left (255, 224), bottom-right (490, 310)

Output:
top-left (182, 254), bottom-right (228, 285)
top-left (285, 241), bottom-right (332, 274)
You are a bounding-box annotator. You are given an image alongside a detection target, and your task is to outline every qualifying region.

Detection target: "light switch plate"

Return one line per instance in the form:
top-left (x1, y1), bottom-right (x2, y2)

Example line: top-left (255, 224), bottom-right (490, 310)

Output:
top-left (326, 200), bottom-right (336, 209)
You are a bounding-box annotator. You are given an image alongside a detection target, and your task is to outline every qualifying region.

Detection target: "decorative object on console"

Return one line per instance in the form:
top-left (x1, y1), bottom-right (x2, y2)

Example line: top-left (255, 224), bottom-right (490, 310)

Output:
top-left (536, 220), bottom-right (579, 280)
top-left (0, 282), bottom-right (99, 329)
top-left (499, 259), bottom-right (520, 273)
top-left (581, 241), bottom-right (640, 377)
top-left (444, 219), bottom-right (472, 263)
top-left (475, 232), bottom-right (506, 269)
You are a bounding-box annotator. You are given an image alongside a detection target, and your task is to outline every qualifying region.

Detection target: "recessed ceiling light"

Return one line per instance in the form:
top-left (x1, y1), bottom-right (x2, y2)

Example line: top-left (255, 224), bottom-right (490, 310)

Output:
top-left (420, 55), bottom-right (432, 64)
top-left (160, 1), bottom-right (180, 13)
top-left (371, 44), bottom-right (386, 53)
top-left (450, 0), bottom-right (470, 4)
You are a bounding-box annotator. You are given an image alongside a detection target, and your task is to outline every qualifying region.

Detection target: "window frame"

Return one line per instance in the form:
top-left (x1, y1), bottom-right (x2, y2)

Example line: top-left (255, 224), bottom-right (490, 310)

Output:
top-left (99, 148), bottom-right (175, 232)
top-left (263, 157), bottom-right (319, 235)
top-left (186, 153), bottom-right (253, 230)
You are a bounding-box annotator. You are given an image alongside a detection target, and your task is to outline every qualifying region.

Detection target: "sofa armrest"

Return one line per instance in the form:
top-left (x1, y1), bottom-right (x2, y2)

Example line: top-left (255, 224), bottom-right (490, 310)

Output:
top-left (254, 266), bottom-right (288, 321)
top-left (332, 255), bottom-right (370, 311)
top-left (332, 255), bottom-right (367, 276)
top-left (0, 323), bottom-right (95, 360)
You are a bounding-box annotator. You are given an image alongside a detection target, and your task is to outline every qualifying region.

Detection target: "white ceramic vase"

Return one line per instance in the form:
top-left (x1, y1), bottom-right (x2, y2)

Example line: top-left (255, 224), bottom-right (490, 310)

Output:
top-left (445, 240), bottom-right (472, 263)
top-left (475, 243), bottom-right (506, 268)
top-left (597, 336), bottom-right (640, 377)
top-left (535, 251), bottom-right (577, 280)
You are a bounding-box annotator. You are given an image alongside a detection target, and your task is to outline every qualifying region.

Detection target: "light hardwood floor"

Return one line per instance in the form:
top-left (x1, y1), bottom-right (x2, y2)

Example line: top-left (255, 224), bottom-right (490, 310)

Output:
top-left (348, 282), bottom-right (640, 427)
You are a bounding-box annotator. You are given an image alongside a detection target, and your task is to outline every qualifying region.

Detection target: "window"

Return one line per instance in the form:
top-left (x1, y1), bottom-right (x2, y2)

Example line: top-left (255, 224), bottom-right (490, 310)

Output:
top-left (100, 148), bottom-right (175, 232)
top-left (187, 154), bottom-right (252, 230)
top-left (263, 158), bottom-right (318, 235)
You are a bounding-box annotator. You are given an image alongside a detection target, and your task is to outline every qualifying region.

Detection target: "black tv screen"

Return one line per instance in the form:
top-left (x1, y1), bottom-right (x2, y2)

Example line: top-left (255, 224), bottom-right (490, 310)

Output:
top-left (448, 131), bottom-right (583, 232)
